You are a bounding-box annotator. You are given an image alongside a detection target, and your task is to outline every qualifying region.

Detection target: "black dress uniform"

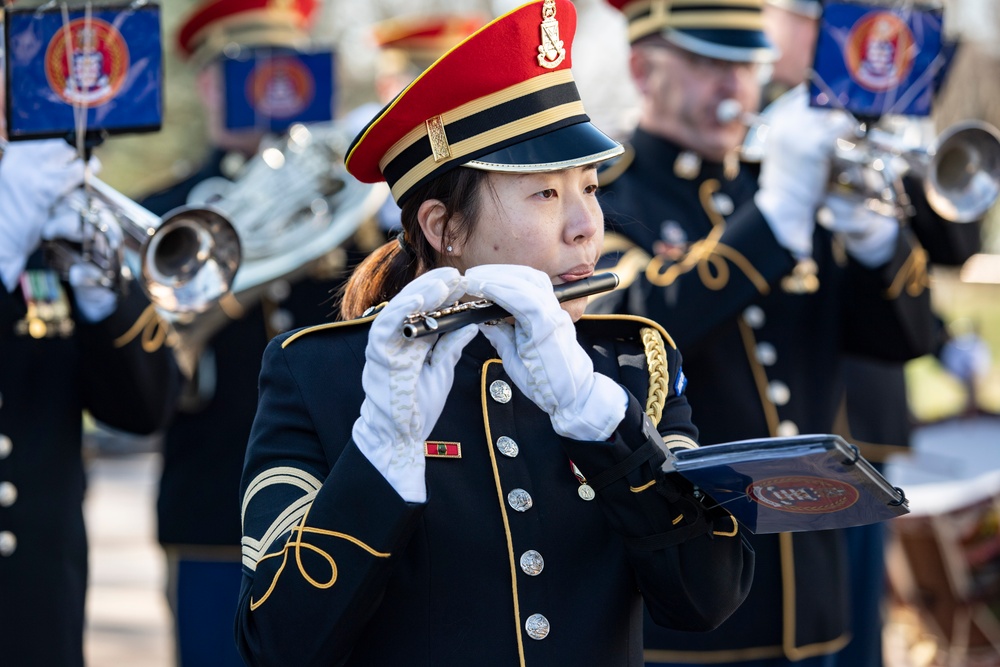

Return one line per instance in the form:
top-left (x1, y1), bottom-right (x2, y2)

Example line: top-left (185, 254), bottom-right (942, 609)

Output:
top-left (589, 129), bottom-right (937, 663)
top-left (0, 255), bottom-right (180, 667)
top-left (236, 315), bottom-right (753, 666)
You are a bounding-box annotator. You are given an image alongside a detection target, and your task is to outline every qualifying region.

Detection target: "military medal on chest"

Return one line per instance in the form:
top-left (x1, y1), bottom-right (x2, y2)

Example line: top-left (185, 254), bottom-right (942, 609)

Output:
top-left (570, 460), bottom-right (596, 501)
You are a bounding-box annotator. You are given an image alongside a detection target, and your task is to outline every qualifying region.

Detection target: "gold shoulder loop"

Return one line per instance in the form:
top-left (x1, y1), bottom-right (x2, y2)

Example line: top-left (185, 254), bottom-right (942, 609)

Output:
top-left (281, 311), bottom-right (378, 348)
top-left (602, 232), bottom-right (653, 291)
top-left (597, 143), bottom-right (635, 187)
top-left (113, 304), bottom-right (171, 353)
top-left (885, 245), bottom-right (930, 299)
top-left (640, 326), bottom-right (669, 427)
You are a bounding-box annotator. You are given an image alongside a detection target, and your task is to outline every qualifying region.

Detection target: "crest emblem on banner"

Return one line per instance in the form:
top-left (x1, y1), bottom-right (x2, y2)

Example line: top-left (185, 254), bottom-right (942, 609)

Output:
top-left (44, 18), bottom-right (129, 107)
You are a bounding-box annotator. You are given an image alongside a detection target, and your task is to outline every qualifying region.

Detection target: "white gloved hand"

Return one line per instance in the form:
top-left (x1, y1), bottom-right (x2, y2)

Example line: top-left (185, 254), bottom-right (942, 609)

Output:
top-left (352, 267), bottom-right (478, 503)
top-left (754, 85), bottom-right (856, 258)
top-left (0, 140), bottom-right (88, 291)
top-left (818, 193), bottom-right (899, 267)
top-left (42, 195), bottom-right (122, 322)
top-left (465, 264), bottom-right (628, 442)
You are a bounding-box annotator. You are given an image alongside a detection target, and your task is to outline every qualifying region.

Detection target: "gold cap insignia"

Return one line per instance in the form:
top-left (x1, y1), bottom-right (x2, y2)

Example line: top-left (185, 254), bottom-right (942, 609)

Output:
top-left (537, 0), bottom-right (566, 69)
top-left (425, 115), bottom-right (452, 162)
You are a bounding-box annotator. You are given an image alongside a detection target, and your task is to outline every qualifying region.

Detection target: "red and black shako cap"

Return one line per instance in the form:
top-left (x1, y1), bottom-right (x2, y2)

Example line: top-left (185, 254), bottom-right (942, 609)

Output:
top-left (345, 0), bottom-right (624, 206)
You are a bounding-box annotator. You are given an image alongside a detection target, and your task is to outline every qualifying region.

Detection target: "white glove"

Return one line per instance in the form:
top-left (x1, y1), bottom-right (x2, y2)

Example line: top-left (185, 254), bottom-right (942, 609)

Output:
top-left (352, 267), bottom-right (478, 503)
top-left (818, 193), bottom-right (899, 268)
top-left (42, 195), bottom-right (123, 322)
top-left (754, 85), bottom-right (856, 258)
top-left (0, 140), bottom-right (88, 291)
top-left (465, 264), bottom-right (628, 442)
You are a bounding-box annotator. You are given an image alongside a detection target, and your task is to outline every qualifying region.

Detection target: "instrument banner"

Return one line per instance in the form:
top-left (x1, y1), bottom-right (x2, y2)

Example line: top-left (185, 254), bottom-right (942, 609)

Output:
top-left (809, 1), bottom-right (945, 119)
top-left (3, 3), bottom-right (163, 140)
top-left (222, 47), bottom-right (335, 132)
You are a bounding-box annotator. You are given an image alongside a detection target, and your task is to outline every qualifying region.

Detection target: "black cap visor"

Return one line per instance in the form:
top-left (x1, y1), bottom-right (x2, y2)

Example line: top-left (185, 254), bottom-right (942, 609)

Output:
top-left (464, 121), bottom-right (623, 173)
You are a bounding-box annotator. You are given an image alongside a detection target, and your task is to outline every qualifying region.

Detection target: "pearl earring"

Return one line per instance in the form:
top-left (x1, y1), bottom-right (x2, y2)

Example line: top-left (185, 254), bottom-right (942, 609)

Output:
top-left (446, 245), bottom-right (453, 253)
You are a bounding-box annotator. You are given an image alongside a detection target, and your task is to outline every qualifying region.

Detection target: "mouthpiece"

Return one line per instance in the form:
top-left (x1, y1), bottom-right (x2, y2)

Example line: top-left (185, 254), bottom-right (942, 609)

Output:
top-left (716, 99), bottom-right (745, 124)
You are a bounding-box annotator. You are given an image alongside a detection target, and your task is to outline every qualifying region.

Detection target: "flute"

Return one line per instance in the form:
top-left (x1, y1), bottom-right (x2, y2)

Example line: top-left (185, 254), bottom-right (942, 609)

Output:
top-left (401, 272), bottom-right (620, 339)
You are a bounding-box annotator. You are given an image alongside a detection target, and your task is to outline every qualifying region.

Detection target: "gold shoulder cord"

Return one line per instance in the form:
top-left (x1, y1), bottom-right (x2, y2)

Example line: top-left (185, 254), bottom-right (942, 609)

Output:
top-left (113, 304), bottom-right (172, 353)
top-left (640, 326), bottom-right (669, 428)
top-left (885, 246), bottom-right (930, 299)
top-left (645, 180), bottom-right (769, 294)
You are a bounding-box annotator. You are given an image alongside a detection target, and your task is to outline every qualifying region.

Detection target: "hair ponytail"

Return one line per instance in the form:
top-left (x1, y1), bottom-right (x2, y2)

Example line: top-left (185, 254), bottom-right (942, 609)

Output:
top-left (337, 167), bottom-right (488, 320)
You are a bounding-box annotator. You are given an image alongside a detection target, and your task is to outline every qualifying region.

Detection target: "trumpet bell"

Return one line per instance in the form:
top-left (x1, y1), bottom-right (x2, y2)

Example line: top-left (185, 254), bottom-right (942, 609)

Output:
top-left (925, 121), bottom-right (1000, 223)
top-left (140, 206), bottom-right (242, 315)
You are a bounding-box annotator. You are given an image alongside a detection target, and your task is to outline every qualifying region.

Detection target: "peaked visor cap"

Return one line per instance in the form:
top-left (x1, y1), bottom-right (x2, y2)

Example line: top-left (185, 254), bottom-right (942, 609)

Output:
top-left (176, 0), bottom-right (319, 61)
top-left (345, 0), bottom-right (623, 205)
top-left (607, 0), bottom-right (779, 64)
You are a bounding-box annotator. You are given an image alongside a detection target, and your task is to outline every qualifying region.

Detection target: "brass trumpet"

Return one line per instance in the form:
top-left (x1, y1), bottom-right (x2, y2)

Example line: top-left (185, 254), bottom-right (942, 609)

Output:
top-left (50, 175), bottom-right (242, 316)
top-left (720, 98), bottom-right (1000, 223)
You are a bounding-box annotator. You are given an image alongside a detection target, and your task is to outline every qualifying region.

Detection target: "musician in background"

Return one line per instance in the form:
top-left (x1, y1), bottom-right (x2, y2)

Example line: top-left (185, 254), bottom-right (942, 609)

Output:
top-left (590, 1), bottom-right (938, 665)
top-left (762, 2), bottom-right (985, 664)
top-left (0, 38), bottom-right (181, 666)
top-left (236, 3), bottom-right (752, 663)
top-left (139, 2), bottom-right (353, 665)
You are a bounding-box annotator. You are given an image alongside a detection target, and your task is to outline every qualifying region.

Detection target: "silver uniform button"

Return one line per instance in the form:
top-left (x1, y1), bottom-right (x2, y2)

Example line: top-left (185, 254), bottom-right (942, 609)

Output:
top-left (0, 482), bottom-right (16, 507)
top-left (768, 380), bottom-right (791, 406)
top-left (496, 436), bottom-right (519, 458)
top-left (712, 192), bottom-right (735, 216)
top-left (520, 550), bottom-right (544, 576)
top-left (0, 435), bottom-right (10, 460)
top-left (777, 420), bottom-right (800, 437)
top-left (525, 613), bottom-right (550, 640)
top-left (269, 309), bottom-right (294, 333)
top-left (507, 488), bottom-right (533, 512)
top-left (756, 342), bottom-right (777, 366)
top-left (742, 305), bottom-right (765, 329)
top-left (0, 531), bottom-right (16, 557)
top-left (490, 380), bottom-right (512, 404)
top-left (266, 279), bottom-right (292, 302)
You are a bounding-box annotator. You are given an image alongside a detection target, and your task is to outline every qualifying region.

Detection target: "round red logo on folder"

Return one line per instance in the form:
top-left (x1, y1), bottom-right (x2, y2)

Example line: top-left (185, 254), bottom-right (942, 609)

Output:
top-left (748, 475), bottom-right (860, 513)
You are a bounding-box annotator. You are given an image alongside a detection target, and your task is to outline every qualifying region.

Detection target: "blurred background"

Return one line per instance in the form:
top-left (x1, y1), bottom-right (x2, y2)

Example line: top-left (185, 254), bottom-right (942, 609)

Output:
top-left (93, 0), bottom-right (1000, 422)
top-left (9, 0), bottom-right (998, 664)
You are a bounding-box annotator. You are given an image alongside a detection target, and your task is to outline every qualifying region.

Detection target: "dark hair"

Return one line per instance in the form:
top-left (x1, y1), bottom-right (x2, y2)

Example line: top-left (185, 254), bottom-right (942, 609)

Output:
top-left (338, 167), bottom-right (489, 320)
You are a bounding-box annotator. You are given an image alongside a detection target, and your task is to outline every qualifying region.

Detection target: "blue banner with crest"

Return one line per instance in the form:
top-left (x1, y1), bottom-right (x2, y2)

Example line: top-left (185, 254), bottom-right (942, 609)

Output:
top-left (809, 1), bottom-right (945, 119)
top-left (4, 3), bottom-right (163, 139)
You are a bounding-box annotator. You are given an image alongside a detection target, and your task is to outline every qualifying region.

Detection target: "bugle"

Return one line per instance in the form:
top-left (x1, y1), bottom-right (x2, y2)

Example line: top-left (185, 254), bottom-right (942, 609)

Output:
top-left (50, 176), bottom-right (242, 315)
top-left (401, 272), bottom-right (620, 339)
top-left (719, 97), bottom-right (1000, 223)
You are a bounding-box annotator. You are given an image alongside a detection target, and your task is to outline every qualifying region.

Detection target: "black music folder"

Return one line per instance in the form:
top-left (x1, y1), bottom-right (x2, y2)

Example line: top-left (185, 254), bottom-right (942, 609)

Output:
top-left (665, 434), bottom-right (908, 534)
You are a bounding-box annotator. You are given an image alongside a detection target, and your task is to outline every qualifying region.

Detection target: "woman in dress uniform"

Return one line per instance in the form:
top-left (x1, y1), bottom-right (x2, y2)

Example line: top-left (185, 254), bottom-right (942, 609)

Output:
top-left (235, 2), bottom-right (753, 665)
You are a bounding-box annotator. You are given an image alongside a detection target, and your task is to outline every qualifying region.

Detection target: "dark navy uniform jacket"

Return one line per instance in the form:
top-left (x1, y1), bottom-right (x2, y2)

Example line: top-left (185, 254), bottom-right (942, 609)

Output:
top-left (839, 174), bottom-right (982, 460)
top-left (589, 128), bottom-right (937, 663)
top-left (0, 256), bottom-right (181, 667)
top-left (141, 150), bottom-right (360, 550)
top-left (236, 314), bottom-right (754, 667)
